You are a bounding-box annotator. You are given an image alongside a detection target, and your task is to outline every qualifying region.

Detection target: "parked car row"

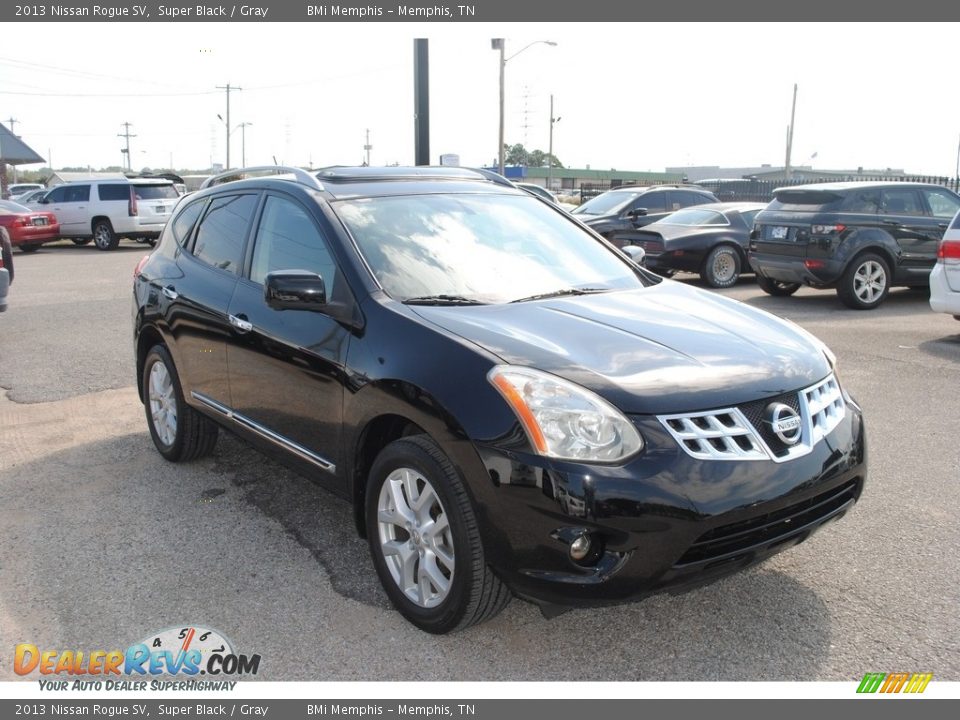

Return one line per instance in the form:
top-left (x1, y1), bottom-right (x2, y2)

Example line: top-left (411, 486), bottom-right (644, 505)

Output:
top-left (2, 177), bottom-right (181, 252)
top-left (578, 180), bottom-right (960, 310)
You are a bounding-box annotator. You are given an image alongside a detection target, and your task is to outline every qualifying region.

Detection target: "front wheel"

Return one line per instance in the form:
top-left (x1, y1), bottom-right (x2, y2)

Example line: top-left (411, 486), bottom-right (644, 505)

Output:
top-left (837, 252), bottom-right (890, 309)
top-left (701, 245), bottom-right (741, 288)
top-left (142, 344), bottom-right (219, 462)
top-left (756, 275), bottom-right (801, 297)
top-left (93, 220), bottom-right (119, 251)
top-left (365, 435), bottom-right (510, 633)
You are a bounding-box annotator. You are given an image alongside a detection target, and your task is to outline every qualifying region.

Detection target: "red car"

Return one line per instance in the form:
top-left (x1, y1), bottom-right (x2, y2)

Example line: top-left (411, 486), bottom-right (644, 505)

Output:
top-left (0, 199), bottom-right (60, 252)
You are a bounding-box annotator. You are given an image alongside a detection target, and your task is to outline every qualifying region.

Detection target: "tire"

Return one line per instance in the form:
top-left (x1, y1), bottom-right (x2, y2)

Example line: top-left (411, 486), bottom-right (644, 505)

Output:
top-left (756, 275), bottom-right (801, 297)
top-left (701, 245), bottom-right (742, 288)
top-left (365, 435), bottom-right (511, 633)
top-left (837, 252), bottom-right (890, 310)
top-left (93, 220), bottom-right (119, 251)
top-left (142, 344), bottom-right (219, 462)
top-left (18, 244), bottom-right (41, 253)
top-left (72, 238), bottom-right (92, 246)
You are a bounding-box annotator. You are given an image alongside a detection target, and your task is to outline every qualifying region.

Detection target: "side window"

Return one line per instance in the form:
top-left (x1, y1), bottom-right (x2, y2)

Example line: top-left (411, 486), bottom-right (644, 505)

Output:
top-left (675, 191), bottom-right (708, 209)
top-left (250, 195), bottom-right (337, 295)
top-left (98, 184), bottom-right (130, 201)
top-left (634, 192), bottom-right (667, 213)
top-left (192, 194), bottom-right (258, 275)
top-left (64, 185), bottom-right (90, 203)
top-left (923, 188), bottom-right (960, 219)
top-left (880, 189), bottom-right (923, 216)
top-left (841, 189), bottom-right (881, 213)
top-left (45, 186), bottom-right (67, 203)
top-left (171, 200), bottom-right (206, 247)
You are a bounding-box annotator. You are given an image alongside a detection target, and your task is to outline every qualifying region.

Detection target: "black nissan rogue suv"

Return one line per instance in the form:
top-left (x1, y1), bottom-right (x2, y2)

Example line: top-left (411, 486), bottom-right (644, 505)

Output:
top-left (133, 166), bottom-right (866, 633)
top-left (749, 181), bottom-right (960, 309)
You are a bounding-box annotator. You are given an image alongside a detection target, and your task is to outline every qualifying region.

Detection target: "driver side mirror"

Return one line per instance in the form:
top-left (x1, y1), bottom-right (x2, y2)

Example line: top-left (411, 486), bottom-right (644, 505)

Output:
top-left (621, 245), bottom-right (646, 266)
top-left (264, 270), bottom-right (326, 310)
top-left (627, 207), bottom-right (648, 219)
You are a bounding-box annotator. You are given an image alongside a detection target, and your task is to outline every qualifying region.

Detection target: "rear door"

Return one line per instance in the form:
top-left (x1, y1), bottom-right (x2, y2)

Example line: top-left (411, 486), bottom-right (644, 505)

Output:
top-left (879, 187), bottom-right (943, 283)
top-left (166, 192), bottom-right (259, 406)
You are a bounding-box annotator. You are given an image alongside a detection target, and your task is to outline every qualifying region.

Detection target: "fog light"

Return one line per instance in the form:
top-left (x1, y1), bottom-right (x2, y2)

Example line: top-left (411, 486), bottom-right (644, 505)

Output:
top-left (569, 533), bottom-right (592, 561)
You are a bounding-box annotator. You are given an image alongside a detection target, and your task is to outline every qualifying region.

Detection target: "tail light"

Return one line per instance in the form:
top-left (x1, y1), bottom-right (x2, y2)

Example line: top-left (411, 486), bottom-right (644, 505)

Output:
top-left (128, 186), bottom-right (138, 217)
top-left (937, 239), bottom-right (960, 263)
top-left (810, 224), bottom-right (846, 235)
top-left (134, 254), bottom-right (150, 278)
top-left (804, 259), bottom-right (826, 270)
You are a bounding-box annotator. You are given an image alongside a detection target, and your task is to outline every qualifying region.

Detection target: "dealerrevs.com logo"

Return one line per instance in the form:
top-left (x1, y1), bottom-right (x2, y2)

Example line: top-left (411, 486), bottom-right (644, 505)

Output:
top-left (857, 672), bottom-right (933, 694)
top-left (15, 626), bottom-right (261, 681)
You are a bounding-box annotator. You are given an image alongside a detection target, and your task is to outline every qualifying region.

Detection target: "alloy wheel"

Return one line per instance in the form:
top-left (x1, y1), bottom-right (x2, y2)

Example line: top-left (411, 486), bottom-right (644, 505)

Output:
top-left (376, 467), bottom-right (456, 608)
top-left (853, 260), bottom-right (886, 304)
top-left (147, 361), bottom-right (177, 446)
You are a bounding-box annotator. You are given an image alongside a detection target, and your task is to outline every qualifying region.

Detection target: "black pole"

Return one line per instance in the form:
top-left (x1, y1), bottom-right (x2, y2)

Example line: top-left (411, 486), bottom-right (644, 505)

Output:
top-left (414, 39), bottom-right (430, 166)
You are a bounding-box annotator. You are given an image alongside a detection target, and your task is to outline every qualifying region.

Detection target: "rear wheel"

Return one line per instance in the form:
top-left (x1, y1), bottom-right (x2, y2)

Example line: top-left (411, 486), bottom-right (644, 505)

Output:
top-left (701, 245), bottom-right (741, 288)
top-left (837, 252), bottom-right (890, 310)
top-left (93, 220), bottom-right (119, 251)
top-left (72, 238), bottom-right (92, 246)
top-left (142, 344), bottom-right (219, 462)
top-left (756, 275), bottom-right (801, 296)
top-left (365, 435), bottom-right (510, 633)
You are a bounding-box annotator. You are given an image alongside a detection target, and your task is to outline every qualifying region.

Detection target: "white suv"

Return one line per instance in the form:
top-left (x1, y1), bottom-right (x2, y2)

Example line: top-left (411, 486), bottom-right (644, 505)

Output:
top-left (930, 208), bottom-right (960, 320)
top-left (37, 178), bottom-right (179, 250)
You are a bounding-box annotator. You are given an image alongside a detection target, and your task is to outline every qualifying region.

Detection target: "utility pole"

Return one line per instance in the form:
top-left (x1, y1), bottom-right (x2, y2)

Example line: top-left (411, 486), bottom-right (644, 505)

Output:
top-left (118, 122), bottom-right (136, 171)
top-left (784, 83), bottom-right (798, 181)
top-left (364, 128), bottom-right (372, 166)
top-left (413, 40), bottom-right (430, 166)
top-left (216, 83), bottom-right (242, 169)
top-left (548, 95), bottom-right (561, 192)
top-left (238, 122), bottom-right (252, 167)
top-left (7, 117), bottom-right (19, 181)
top-left (492, 39), bottom-right (505, 175)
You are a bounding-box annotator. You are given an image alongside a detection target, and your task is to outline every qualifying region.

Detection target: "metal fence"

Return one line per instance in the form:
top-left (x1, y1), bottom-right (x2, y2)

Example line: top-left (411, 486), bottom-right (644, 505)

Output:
top-left (577, 175), bottom-right (960, 204)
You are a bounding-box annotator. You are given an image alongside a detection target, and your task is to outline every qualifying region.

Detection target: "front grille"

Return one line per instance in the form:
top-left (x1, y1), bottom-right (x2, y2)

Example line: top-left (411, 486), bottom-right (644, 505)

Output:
top-left (675, 479), bottom-right (860, 567)
top-left (659, 373), bottom-right (845, 463)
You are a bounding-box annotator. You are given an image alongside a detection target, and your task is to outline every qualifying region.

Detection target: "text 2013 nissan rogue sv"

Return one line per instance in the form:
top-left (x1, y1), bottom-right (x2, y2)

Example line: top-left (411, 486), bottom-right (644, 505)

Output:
top-left (132, 166), bottom-right (866, 633)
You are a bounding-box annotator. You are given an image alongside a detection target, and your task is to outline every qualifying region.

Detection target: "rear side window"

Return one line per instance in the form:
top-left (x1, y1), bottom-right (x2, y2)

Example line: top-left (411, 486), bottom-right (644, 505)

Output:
top-left (841, 189), bottom-right (881, 213)
top-left (951, 211), bottom-right (960, 230)
top-left (673, 191), bottom-right (711, 209)
top-left (191, 194), bottom-right (258, 275)
top-left (171, 200), bottom-right (206, 247)
top-left (880, 189), bottom-right (923, 216)
top-left (250, 195), bottom-right (337, 294)
top-left (98, 184), bottom-right (130, 201)
top-left (922, 188), bottom-right (960, 219)
top-left (134, 184), bottom-right (179, 200)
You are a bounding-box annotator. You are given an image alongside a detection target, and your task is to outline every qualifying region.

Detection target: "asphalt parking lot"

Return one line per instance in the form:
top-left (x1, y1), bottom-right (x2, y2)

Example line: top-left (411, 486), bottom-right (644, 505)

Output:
top-left (1, 240), bottom-right (958, 681)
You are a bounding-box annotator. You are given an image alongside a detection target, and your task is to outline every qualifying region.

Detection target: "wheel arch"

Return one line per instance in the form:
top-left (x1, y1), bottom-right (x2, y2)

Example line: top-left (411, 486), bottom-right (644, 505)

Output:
top-left (91, 215), bottom-right (113, 233)
top-left (135, 323), bottom-right (165, 402)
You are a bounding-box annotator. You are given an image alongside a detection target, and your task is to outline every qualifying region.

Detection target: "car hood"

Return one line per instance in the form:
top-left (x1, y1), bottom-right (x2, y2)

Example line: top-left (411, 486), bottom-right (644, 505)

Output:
top-left (412, 281), bottom-right (830, 414)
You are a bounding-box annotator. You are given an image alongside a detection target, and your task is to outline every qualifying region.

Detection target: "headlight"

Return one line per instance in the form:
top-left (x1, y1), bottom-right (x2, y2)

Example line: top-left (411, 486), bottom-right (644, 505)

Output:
top-left (488, 365), bottom-right (644, 462)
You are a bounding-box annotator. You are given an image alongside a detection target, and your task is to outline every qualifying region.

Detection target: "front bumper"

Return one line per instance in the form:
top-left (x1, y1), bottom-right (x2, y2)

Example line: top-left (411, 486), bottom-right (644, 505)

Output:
top-left (748, 251), bottom-right (844, 287)
top-left (470, 396), bottom-right (866, 607)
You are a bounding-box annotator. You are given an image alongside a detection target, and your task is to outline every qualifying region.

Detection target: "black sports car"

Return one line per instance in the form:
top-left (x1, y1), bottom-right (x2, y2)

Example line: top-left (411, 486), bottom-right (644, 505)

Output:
top-left (615, 202), bottom-right (766, 288)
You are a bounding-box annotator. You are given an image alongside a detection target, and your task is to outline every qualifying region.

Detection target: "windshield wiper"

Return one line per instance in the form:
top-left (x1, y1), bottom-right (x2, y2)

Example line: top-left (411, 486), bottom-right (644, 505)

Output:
top-left (403, 294), bottom-right (487, 306)
top-left (510, 287), bottom-right (610, 303)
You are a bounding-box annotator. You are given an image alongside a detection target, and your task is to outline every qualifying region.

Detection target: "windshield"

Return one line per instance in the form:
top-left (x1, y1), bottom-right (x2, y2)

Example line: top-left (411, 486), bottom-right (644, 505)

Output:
top-left (336, 193), bottom-right (649, 304)
top-left (659, 208), bottom-right (729, 226)
top-left (134, 184), bottom-right (179, 200)
top-left (571, 190), bottom-right (643, 216)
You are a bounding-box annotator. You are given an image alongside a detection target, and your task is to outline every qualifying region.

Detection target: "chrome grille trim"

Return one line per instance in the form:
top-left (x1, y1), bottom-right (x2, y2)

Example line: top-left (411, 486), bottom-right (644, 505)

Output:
top-left (658, 408), bottom-right (768, 461)
top-left (659, 374), bottom-right (845, 463)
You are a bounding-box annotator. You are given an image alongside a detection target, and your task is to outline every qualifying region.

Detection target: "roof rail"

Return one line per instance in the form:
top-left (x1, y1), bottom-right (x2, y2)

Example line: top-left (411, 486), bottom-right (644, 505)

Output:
top-left (200, 166), bottom-right (324, 191)
top-left (469, 167), bottom-right (515, 189)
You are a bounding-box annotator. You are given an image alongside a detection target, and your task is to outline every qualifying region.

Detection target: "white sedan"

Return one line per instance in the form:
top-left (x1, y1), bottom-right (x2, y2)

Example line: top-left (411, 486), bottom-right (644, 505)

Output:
top-left (930, 208), bottom-right (960, 319)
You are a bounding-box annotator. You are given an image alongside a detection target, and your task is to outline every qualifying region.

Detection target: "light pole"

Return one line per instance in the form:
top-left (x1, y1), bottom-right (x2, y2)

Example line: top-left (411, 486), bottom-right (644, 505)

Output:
top-left (238, 122), bottom-right (252, 167)
top-left (547, 94), bottom-right (561, 192)
top-left (491, 39), bottom-right (557, 176)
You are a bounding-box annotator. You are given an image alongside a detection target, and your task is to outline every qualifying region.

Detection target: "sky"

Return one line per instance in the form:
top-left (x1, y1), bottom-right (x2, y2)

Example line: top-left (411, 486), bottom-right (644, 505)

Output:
top-left (3, 22), bottom-right (959, 177)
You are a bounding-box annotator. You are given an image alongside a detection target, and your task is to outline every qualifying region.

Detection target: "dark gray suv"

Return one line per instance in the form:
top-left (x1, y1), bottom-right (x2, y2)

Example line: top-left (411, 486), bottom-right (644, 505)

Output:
top-left (749, 181), bottom-right (960, 309)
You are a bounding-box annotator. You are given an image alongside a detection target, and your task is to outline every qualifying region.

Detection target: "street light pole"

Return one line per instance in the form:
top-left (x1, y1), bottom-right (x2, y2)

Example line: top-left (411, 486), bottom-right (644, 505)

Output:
top-left (239, 122), bottom-right (252, 167)
top-left (548, 94), bottom-right (561, 192)
top-left (492, 39), bottom-right (556, 177)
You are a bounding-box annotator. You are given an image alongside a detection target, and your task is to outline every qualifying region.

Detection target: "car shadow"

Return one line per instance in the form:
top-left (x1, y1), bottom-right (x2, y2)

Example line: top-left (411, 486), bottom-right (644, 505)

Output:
top-left (919, 332), bottom-right (960, 362)
top-left (0, 429), bottom-right (835, 681)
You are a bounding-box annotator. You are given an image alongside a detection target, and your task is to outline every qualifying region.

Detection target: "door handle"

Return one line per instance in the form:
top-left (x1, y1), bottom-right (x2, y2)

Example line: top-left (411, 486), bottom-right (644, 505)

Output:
top-left (881, 220), bottom-right (901, 226)
top-left (938, 223), bottom-right (948, 229)
top-left (162, 286), bottom-right (178, 300)
top-left (229, 314), bottom-right (253, 333)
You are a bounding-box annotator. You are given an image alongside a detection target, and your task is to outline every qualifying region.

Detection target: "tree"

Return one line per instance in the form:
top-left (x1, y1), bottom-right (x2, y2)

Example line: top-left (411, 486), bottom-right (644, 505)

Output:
top-left (503, 143), bottom-right (562, 169)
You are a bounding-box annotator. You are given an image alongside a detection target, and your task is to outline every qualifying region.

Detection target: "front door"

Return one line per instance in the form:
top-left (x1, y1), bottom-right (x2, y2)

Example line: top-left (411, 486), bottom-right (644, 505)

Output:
top-left (225, 192), bottom-right (349, 478)
top-left (44, 184), bottom-right (90, 236)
